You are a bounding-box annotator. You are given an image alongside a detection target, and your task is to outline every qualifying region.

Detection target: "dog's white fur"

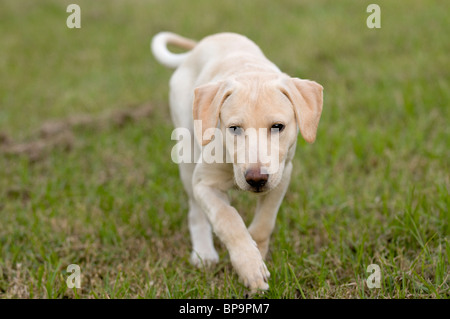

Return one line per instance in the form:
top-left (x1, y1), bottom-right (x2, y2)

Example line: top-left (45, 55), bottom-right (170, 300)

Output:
top-left (151, 32), bottom-right (323, 291)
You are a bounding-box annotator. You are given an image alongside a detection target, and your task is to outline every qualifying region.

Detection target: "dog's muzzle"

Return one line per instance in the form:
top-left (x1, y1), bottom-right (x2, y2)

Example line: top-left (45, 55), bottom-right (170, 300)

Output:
top-left (245, 169), bottom-right (269, 193)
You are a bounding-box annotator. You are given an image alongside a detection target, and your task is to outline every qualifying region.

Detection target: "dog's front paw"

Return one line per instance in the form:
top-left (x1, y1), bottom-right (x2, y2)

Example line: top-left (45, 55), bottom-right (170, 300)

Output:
top-left (230, 243), bottom-right (270, 292)
top-left (190, 249), bottom-right (219, 268)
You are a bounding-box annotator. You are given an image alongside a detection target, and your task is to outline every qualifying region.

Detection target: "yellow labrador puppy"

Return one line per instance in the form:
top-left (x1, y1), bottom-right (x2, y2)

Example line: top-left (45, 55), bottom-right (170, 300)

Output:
top-left (151, 32), bottom-right (323, 292)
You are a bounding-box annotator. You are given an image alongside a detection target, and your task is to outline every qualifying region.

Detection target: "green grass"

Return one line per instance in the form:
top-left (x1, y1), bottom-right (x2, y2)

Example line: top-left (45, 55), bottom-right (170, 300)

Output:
top-left (0, 0), bottom-right (448, 298)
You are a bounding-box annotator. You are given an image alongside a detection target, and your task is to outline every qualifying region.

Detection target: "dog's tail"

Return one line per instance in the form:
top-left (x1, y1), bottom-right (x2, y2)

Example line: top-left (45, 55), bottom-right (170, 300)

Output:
top-left (151, 32), bottom-right (197, 69)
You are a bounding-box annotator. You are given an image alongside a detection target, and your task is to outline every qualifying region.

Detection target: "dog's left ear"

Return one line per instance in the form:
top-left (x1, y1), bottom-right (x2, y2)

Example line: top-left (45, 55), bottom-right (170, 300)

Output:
top-left (193, 81), bottom-right (231, 146)
top-left (283, 78), bottom-right (323, 143)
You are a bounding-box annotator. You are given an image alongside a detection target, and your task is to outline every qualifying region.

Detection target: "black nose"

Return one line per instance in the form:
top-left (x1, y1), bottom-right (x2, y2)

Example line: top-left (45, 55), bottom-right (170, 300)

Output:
top-left (245, 169), bottom-right (268, 189)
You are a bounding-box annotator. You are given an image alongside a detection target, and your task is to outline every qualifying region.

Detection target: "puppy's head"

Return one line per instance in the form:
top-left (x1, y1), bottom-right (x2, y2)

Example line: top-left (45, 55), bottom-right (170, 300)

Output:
top-left (193, 73), bottom-right (323, 193)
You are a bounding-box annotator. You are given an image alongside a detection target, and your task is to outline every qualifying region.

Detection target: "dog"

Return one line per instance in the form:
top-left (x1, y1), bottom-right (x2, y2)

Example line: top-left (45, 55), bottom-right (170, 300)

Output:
top-left (151, 32), bottom-right (323, 292)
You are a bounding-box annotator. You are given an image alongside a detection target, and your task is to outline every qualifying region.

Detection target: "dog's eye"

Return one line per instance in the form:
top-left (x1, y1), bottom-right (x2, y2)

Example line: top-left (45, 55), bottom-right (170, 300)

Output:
top-left (271, 123), bottom-right (285, 133)
top-left (228, 126), bottom-right (243, 135)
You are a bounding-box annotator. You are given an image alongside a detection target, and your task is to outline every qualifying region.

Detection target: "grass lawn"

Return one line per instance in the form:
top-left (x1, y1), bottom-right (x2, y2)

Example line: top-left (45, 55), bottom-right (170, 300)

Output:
top-left (0, 0), bottom-right (448, 298)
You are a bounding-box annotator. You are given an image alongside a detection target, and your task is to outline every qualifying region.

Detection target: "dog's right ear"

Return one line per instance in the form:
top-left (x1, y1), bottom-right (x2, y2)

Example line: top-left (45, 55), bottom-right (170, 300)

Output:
top-left (282, 78), bottom-right (323, 144)
top-left (193, 81), bottom-right (229, 146)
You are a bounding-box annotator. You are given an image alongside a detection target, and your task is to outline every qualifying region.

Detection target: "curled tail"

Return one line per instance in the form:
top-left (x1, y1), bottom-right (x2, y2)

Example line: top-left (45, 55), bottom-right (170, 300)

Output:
top-left (151, 32), bottom-right (197, 69)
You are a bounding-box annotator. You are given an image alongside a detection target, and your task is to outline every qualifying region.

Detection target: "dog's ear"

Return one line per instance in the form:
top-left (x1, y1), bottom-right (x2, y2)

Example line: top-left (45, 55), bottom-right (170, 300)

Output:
top-left (283, 78), bottom-right (323, 143)
top-left (193, 81), bottom-right (229, 146)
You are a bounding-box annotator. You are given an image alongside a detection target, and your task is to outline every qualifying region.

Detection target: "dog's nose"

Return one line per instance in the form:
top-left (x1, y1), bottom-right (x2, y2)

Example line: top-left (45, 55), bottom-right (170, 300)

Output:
top-left (245, 169), bottom-right (268, 189)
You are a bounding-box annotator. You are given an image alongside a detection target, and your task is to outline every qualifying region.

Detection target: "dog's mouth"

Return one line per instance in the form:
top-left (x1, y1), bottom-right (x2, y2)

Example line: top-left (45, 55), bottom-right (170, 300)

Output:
top-left (249, 185), bottom-right (268, 193)
top-left (233, 165), bottom-right (280, 194)
top-left (235, 180), bottom-right (270, 194)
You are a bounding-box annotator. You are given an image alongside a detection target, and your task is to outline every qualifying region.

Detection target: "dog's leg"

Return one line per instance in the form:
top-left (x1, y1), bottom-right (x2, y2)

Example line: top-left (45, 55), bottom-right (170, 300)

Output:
top-left (248, 162), bottom-right (292, 259)
top-left (178, 162), bottom-right (218, 266)
top-left (193, 167), bottom-right (270, 292)
top-left (188, 198), bottom-right (219, 266)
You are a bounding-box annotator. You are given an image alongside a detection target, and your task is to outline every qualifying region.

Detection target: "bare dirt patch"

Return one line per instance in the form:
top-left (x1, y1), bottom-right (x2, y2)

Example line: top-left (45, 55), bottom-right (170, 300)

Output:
top-left (0, 103), bottom-right (154, 162)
